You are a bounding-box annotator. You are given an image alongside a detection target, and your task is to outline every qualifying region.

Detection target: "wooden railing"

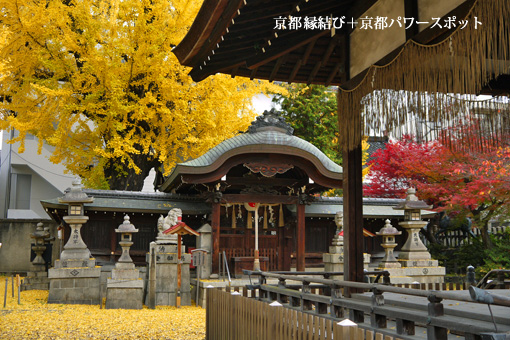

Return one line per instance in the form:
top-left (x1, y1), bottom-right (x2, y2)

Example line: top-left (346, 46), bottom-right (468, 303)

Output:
top-left (238, 271), bottom-right (510, 340)
top-left (207, 288), bottom-right (405, 340)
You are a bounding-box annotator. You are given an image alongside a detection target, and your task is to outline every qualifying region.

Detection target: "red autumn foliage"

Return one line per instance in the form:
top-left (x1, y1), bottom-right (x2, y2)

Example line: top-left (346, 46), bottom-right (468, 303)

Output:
top-left (364, 127), bottom-right (510, 248)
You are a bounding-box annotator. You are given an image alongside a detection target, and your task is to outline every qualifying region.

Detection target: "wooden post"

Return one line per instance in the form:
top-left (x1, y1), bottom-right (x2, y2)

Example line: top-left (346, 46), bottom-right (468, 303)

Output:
top-left (110, 224), bottom-right (117, 262)
top-left (296, 203), bottom-right (305, 272)
top-left (427, 295), bottom-right (447, 339)
top-left (343, 144), bottom-right (364, 287)
top-left (212, 203), bottom-right (221, 273)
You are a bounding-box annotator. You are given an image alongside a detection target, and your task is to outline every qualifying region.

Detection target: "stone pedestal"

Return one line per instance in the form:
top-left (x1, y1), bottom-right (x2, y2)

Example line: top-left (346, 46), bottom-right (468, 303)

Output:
top-left (48, 225), bottom-right (101, 304)
top-left (48, 261), bottom-right (101, 304)
top-left (105, 215), bottom-right (144, 309)
top-left (145, 244), bottom-right (192, 306)
top-left (323, 253), bottom-right (371, 280)
top-left (22, 271), bottom-right (50, 291)
top-left (398, 220), bottom-right (432, 261)
top-left (106, 263), bottom-right (144, 309)
top-left (196, 224), bottom-right (212, 279)
top-left (323, 216), bottom-right (370, 280)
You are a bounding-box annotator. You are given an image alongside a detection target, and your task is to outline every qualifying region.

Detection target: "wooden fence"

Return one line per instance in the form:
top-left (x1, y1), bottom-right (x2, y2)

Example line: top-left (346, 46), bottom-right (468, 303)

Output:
top-left (422, 225), bottom-right (509, 248)
top-left (206, 288), bottom-right (402, 340)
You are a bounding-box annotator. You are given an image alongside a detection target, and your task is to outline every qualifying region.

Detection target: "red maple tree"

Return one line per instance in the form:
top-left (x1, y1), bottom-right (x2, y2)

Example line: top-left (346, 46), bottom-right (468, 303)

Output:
top-left (364, 128), bottom-right (510, 248)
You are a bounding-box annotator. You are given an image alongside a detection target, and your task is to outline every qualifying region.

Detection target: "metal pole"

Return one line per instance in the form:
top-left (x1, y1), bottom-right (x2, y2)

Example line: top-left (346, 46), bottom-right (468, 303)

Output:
top-left (3, 277), bottom-right (7, 308)
top-left (17, 283), bottom-right (20, 305)
top-left (11, 275), bottom-right (14, 297)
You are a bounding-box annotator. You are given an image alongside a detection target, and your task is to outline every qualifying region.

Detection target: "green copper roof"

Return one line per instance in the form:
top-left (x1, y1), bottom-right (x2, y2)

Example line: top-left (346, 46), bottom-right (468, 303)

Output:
top-left (180, 128), bottom-right (342, 174)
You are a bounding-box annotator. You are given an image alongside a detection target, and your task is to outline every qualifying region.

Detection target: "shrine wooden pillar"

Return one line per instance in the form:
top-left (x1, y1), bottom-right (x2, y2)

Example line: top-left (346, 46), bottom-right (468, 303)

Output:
top-left (211, 202), bottom-right (221, 273)
top-left (343, 144), bottom-right (364, 285)
top-left (296, 202), bottom-right (306, 272)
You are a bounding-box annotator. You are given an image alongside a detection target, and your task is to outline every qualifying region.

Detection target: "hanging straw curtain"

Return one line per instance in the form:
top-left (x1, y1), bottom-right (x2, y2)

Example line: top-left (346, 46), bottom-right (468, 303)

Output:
top-left (338, 0), bottom-right (510, 152)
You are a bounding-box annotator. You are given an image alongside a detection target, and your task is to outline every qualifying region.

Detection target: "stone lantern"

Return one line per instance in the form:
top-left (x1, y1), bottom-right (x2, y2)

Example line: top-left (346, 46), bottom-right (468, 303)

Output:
top-left (106, 215), bottom-right (144, 309)
top-left (58, 178), bottom-right (94, 261)
top-left (31, 222), bottom-right (50, 269)
top-left (48, 178), bottom-right (100, 305)
top-left (115, 215), bottom-right (138, 265)
top-left (393, 188), bottom-right (433, 262)
top-left (21, 222), bottom-right (52, 291)
top-left (376, 219), bottom-right (402, 268)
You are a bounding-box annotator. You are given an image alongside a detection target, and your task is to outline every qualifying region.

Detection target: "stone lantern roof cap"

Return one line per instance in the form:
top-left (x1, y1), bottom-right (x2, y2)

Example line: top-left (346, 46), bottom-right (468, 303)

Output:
top-left (59, 178), bottom-right (94, 204)
top-left (31, 222), bottom-right (50, 239)
top-left (116, 215), bottom-right (138, 233)
top-left (376, 219), bottom-right (402, 236)
top-left (393, 188), bottom-right (432, 211)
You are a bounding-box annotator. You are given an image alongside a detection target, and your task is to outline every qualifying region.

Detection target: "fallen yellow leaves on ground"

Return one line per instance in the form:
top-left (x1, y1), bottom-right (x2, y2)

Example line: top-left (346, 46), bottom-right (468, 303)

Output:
top-left (0, 276), bottom-right (205, 339)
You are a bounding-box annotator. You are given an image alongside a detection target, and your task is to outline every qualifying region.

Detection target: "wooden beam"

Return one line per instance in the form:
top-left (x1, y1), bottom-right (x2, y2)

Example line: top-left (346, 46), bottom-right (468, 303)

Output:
top-left (288, 59), bottom-right (302, 83)
top-left (341, 0), bottom-right (475, 88)
top-left (222, 194), bottom-right (298, 205)
top-left (296, 203), bottom-right (306, 271)
top-left (307, 61), bottom-right (322, 85)
top-left (404, 0), bottom-right (419, 40)
top-left (325, 62), bottom-right (343, 87)
top-left (225, 177), bottom-right (306, 187)
top-left (184, 0), bottom-right (246, 67)
top-left (212, 202), bottom-right (221, 273)
top-left (321, 36), bottom-right (339, 66)
top-left (302, 40), bottom-right (316, 66)
top-left (250, 67), bottom-right (258, 80)
top-left (246, 30), bottom-right (328, 69)
top-left (269, 55), bottom-right (287, 82)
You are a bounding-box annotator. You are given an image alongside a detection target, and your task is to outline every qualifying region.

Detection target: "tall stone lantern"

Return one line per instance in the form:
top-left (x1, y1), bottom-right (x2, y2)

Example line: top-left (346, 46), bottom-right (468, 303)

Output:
top-left (393, 188), bottom-right (433, 263)
top-left (48, 178), bottom-right (101, 305)
top-left (58, 178), bottom-right (94, 261)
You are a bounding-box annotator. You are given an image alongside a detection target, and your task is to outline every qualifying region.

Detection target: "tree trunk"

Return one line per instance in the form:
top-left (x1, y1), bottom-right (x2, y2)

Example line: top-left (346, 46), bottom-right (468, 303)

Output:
top-left (480, 223), bottom-right (493, 249)
top-left (104, 151), bottom-right (160, 191)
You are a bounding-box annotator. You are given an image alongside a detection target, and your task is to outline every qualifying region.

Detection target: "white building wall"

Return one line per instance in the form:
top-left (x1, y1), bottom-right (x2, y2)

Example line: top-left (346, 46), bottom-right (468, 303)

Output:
top-left (0, 130), bottom-right (74, 219)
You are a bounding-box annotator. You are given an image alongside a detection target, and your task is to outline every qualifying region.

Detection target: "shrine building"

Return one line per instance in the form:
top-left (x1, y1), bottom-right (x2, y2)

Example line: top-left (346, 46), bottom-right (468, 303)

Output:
top-left (41, 111), bottom-right (427, 273)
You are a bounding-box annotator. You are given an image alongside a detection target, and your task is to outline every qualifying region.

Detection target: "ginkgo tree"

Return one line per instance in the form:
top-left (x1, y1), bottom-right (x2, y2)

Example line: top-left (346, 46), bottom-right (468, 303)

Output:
top-left (0, 0), bottom-right (280, 190)
top-left (364, 128), bottom-right (510, 248)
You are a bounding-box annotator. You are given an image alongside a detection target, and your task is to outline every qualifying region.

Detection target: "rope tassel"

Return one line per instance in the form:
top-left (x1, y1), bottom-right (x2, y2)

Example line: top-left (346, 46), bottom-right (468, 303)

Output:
top-left (231, 205), bottom-right (236, 229)
top-left (279, 204), bottom-right (285, 227)
top-left (247, 211), bottom-right (252, 229)
top-left (263, 205), bottom-right (268, 229)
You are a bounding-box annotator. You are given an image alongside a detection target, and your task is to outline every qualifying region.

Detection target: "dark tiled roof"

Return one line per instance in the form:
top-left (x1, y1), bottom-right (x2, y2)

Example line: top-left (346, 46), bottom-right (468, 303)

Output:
top-left (367, 136), bottom-right (389, 162)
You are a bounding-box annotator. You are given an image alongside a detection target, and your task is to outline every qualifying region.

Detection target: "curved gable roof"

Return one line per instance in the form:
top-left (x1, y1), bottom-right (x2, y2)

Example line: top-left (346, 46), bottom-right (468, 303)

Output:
top-left (159, 110), bottom-right (342, 192)
top-left (182, 129), bottom-right (341, 174)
